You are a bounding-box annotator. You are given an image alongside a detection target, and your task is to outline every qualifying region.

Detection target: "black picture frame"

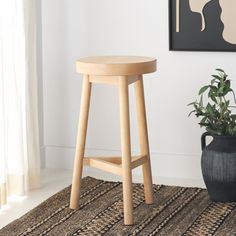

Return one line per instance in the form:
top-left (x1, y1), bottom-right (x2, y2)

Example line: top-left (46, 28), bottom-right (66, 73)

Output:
top-left (169, 0), bottom-right (236, 52)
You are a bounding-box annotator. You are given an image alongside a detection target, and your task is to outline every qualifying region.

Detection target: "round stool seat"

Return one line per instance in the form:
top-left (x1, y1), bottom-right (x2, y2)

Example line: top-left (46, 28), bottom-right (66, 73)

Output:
top-left (76, 56), bottom-right (156, 76)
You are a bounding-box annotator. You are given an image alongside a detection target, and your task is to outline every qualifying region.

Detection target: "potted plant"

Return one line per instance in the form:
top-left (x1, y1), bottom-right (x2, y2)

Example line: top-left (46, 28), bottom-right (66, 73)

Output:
top-left (189, 69), bottom-right (236, 202)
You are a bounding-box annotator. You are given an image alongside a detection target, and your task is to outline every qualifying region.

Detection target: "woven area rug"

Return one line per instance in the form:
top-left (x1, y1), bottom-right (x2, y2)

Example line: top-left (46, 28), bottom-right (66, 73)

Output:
top-left (1, 177), bottom-right (236, 236)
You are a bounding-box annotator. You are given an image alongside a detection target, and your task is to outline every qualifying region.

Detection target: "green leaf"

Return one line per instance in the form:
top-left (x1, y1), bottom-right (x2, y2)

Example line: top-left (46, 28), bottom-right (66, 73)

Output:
top-left (199, 95), bottom-right (203, 107)
top-left (216, 68), bottom-right (225, 73)
top-left (199, 85), bottom-right (209, 95)
top-left (231, 114), bottom-right (236, 119)
top-left (233, 126), bottom-right (236, 135)
top-left (200, 117), bottom-right (207, 124)
top-left (218, 85), bottom-right (225, 95)
top-left (206, 103), bottom-right (214, 115)
top-left (211, 78), bottom-right (216, 85)
top-left (188, 69), bottom-right (236, 135)
top-left (209, 86), bottom-right (218, 95)
top-left (231, 90), bottom-right (236, 104)
top-left (188, 110), bottom-right (196, 117)
top-left (226, 100), bottom-right (230, 107)
top-left (211, 74), bottom-right (221, 79)
top-left (187, 101), bottom-right (197, 106)
top-left (199, 122), bottom-right (209, 127)
top-left (210, 95), bottom-right (217, 103)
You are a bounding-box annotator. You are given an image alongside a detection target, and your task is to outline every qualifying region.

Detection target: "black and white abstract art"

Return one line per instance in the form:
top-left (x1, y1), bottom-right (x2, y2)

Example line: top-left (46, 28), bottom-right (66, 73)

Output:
top-left (169, 0), bottom-right (236, 51)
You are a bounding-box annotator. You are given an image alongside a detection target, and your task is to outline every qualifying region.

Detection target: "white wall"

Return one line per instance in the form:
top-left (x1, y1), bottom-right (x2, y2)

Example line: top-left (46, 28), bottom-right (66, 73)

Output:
top-left (41, 0), bottom-right (89, 164)
top-left (41, 0), bottom-right (236, 186)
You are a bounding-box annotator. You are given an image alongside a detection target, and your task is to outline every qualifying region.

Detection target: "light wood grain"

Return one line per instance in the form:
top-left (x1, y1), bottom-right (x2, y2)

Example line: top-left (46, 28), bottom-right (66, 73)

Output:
top-left (83, 155), bottom-right (147, 172)
top-left (135, 76), bottom-right (154, 204)
top-left (131, 155), bottom-right (148, 169)
top-left (92, 156), bottom-right (122, 164)
top-left (119, 77), bottom-right (134, 225)
top-left (76, 56), bottom-right (156, 76)
top-left (83, 158), bottom-right (122, 175)
top-left (128, 75), bottom-right (140, 85)
top-left (70, 76), bottom-right (92, 209)
top-left (88, 75), bottom-right (140, 85)
top-left (89, 75), bottom-right (118, 85)
top-left (71, 56), bottom-right (156, 224)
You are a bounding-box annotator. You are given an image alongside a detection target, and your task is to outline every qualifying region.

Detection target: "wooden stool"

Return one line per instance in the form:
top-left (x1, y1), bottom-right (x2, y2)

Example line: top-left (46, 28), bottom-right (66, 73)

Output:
top-left (70, 56), bottom-right (156, 225)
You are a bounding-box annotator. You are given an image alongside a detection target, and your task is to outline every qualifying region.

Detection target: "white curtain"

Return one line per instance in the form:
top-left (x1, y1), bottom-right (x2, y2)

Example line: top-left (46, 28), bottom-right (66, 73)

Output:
top-left (0, 0), bottom-right (40, 206)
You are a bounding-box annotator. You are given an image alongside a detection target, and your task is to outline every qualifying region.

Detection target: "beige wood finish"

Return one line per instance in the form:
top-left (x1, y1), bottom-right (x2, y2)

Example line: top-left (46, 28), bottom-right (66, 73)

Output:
top-left (84, 155), bottom-right (148, 169)
top-left (89, 75), bottom-right (119, 85)
top-left (135, 77), bottom-right (154, 204)
top-left (176, 0), bottom-right (180, 32)
top-left (70, 76), bottom-right (92, 209)
top-left (83, 155), bottom-right (147, 174)
top-left (88, 75), bottom-right (140, 85)
top-left (70, 56), bottom-right (156, 225)
top-left (119, 77), bottom-right (134, 225)
top-left (219, 0), bottom-right (236, 44)
top-left (131, 155), bottom-right (148, 169)
top-left (76, 56), bottom-right (156, 76)
top-left (83, 158), bottom-right (122, 175)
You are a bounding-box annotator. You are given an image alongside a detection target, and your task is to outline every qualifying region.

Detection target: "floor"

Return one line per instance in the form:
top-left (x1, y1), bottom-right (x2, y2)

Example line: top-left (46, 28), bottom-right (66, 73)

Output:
top-left (0, 168), bottom-right (120, 229)
top-left (0, 169), bottom-right (73, 229)
top-left (0, 168), bottom-right (205, 229)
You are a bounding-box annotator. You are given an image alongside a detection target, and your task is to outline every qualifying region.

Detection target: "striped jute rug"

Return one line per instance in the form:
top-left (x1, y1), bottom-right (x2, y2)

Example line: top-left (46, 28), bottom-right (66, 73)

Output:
top-left (1, 177), bottom-right (236, 236)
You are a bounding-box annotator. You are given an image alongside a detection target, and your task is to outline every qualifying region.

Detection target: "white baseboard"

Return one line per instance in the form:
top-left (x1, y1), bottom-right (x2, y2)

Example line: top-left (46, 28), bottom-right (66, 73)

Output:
top-left (44, 145), bottom-right (205, 188)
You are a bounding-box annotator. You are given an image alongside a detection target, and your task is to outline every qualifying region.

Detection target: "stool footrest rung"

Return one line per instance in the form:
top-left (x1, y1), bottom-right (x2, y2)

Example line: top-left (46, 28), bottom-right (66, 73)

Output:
top-left (83, 155), bottom-right (148, 176)
top-left (84, 157), bottom-right (122, 175)
top-left (131, 155), bottom-right (148, 169)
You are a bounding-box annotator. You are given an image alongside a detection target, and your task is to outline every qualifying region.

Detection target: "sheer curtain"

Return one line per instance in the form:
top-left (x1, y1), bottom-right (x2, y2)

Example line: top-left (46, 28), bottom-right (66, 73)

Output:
top-left (0, 0), bottom-right (40, 206)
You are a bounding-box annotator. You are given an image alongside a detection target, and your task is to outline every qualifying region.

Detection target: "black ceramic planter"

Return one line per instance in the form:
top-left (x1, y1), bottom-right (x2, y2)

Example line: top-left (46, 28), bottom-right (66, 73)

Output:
top-left (201, 132), bottom-right (236, 202)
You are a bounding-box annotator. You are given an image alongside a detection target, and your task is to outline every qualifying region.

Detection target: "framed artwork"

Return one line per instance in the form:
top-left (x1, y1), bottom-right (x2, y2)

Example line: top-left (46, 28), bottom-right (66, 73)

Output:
top-left (169, 0), bottom-right (236, 51)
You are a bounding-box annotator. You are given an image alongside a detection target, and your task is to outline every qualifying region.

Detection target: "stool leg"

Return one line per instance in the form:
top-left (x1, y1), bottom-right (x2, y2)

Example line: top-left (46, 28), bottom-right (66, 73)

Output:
top-left (70, 75), bottom-right (92, 209)
top-left (119, 77), bottom-right (134, 225)
top-left (135, 76), bottom-right (154, 204)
